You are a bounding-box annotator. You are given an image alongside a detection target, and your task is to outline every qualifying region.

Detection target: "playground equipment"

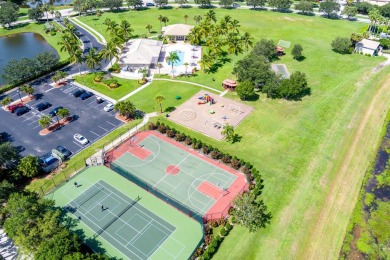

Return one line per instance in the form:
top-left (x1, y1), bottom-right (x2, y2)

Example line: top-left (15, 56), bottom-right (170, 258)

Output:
top-left (198, 94), bottom-right (215, 105)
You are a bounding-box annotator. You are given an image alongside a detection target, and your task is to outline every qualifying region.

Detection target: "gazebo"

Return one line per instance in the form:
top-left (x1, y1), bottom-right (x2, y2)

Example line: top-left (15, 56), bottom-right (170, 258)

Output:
top-left (276, 46), bottom-right (284, 56)
top-left (161, 24), bottom-right (194, 41)
top-left (222, 79), bottom-right (237, 91)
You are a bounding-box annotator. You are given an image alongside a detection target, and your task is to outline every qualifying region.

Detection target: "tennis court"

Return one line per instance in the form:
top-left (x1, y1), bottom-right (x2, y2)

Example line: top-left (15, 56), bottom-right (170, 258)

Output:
top-left (107, 131), bottom-right (248, 220)
top-left (65, 180), bottom-right (176, 260)
top-left (47, 166), bottom-right (203, 260)
top-left (272, 64), bottom-right (291, 79)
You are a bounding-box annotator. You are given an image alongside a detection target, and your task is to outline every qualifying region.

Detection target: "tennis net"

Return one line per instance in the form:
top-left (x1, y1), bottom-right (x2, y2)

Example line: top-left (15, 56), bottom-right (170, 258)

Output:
top-left (94, 197), bottom-right (140, 237)
top-left (77, 187), bottom-right (104, 208)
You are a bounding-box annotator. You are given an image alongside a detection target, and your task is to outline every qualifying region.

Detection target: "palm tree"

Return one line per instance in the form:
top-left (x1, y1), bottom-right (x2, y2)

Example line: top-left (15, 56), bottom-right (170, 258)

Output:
top-left (20, 84), bottom-right (35, 97)
top-left (58, 34), bottom-right (78, 55)
top-left (57, 108), bottom-right (70, 125)
top-left (154, 95), bottom-right (165, 113)
top-left (184, 14), bottom-right (189, 24)
top-left (228, 36), bottom-right (243, 66)
top-left (114, 100), bottom-right (136, 119)
top-left (205, 10), bottom-right (217, 23)
top-left (158, 15), bottom-right (164, 29)
top-left (194, 15), bottom-right (202, 25)
top-left (1, 96), bottom-right (13, 107)
top-left (119, 20), bottom-right (133, 41)
top-left (55, 70), bottom-right (68, 83)
top-left (73, 48), bottom-right (85, 75)
top-left (165, 52), bottom-right (180, 78)
top-left (228, 19), bottom-right (240, 34)
top-left (198, 55), bottom-right (212, 72)
top-left (146, 24), bottom-right (152, 34)
top-left (100, 41), bottom-right (119, 66)
top-left (38, 115), bottom-right (52, 129)
top-left (139, 67), bottom-right (149, 80)
top-left (184, 62), bottom-right (189, 76)
top-left (52, 75), bottom-right (59, 84)
top-left (54, 11), bottom-right (61, 21)
top-left (40, 4), bottom-right (53, 23)
top-left (85, 48), bottom-right (102, 71)
top-left (156, 62), bottom-right (163, 76)
top-left (162, 16), bottom-right (169, 26)
top-left (221, 124), bottom-right (234, 142)
top-left (96, 9), bottom-right (103, 32)
top-left (241, 32), bottom-right (254, 55)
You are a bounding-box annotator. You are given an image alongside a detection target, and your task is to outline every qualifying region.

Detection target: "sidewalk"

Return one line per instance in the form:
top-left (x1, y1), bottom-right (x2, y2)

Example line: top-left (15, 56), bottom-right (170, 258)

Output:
top-left (86, 112), bottom-right (157, 165)
top-left (0, 228), bottom-right (18, 260)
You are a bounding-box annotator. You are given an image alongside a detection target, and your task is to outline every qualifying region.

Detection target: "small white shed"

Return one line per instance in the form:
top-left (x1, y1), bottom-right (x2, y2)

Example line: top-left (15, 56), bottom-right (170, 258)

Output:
top-left (355, 39), bottom-right (380, 56)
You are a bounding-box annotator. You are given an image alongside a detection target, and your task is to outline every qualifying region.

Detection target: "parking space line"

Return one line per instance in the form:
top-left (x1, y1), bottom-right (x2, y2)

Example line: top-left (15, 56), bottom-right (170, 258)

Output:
top-left (45, 87), bottom-right (55, 92)
top-left (98, 126), bottom-right (109, 132)
top-left (73, 141), bottom-right (84, 148)
top-left (106, 121), bottom-right (117, 127)
top-left (90, 131), bottom-right (100, 137)
top-left (63, 86), bottom-right (77, 93)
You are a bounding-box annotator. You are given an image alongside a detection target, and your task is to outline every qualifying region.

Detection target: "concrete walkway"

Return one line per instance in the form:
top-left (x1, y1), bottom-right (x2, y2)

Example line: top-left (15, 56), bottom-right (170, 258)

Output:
top-left (153, 78), bottom-right (223, 94)
top-left (220, 89), bottom-right (229, 96)
top-left (86, 112), bottom-right (157, 165)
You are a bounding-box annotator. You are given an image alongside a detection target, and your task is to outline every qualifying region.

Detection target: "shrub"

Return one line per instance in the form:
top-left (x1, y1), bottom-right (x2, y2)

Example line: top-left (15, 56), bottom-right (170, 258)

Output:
top-left (230, 216), bottom-right (236, 224)
top-left (380, 38), bottom-right (390, 50)
top-left (175, 133), bottom-right (185, 141)
top-left (225, 222), bottom-right (232, 231)
top-left (166, 129), bottom-right (176, 138)
top-left (208, 220), bottom-right (219, 227)
top-left (204, 224), bottom-right (212, 235)
top-left (204, 234), bottom-right (214, 244)
top-left (221, 154), bottom-right (232, 164)
top-left (138, 78), bottom-right (147, 85)
top-left (331, 37), bottom-right (352, 54)
top-left (49, 31), bottom-right (56, 36)
top-left (231, 158), bottom-right (240, 170)
top-left (185, 137), bottom-right (192, 145)
top-left (158, 123), bottom-right (167, 133)
top-left (210, 149), bottom-right (220, 159)
top-left (217, 218), bottom-right (226, 226)
top-left (156, 121), bottom-right (161, 127)
top-left (148, 122), bottom-right (157, 130)
top-left (220, 227), bottom-right (227, 237)
top-left (109, 62), bottom-right (121, 73)
top-left (202, 144), bottom-right (209, 154)
top-left (103, 78), bottom-right (119, 88)
top-left (94, 75), bottom-right (102, 82)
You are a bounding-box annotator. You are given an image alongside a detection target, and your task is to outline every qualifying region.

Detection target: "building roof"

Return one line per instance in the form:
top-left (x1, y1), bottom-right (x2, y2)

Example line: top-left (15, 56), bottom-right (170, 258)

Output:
top-left (222, 79), bottom-right (237, 87)
top-left (360, 39), bottom-right (380, 50)
top-left (119, 39), bottom-right (162, 65)
top-left (162, 24), bottom-right (194, 36)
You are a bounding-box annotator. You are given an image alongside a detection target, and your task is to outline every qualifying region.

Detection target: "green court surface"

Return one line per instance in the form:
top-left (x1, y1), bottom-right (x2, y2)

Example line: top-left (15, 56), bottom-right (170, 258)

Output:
top-left (111, 135), bottom-right (237, 216)
top-left (277, 39), bottom-right (291, 48)
top-left (46, 166), bottom-right (203, 260)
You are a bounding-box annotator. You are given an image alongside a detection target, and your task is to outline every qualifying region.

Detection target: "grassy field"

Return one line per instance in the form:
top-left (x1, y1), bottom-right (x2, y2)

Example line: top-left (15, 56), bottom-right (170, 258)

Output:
top-left (0, 22), bottom-right (70, 61)
top-left (127, 80), bottom-right (218, 113)
top-left (79, 8), bottom-right (390, 259)
top-left (74, 73), bottom-right (141, 100)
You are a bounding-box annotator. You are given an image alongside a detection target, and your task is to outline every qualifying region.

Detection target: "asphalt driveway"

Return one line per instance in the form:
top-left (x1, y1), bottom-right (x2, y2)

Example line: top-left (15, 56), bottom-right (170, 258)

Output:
top-left (0, 82), bottom-right (122, 157)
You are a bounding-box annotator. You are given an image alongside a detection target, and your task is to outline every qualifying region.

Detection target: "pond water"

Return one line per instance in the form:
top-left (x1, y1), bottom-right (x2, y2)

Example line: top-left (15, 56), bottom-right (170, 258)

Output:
top-left (0, 32), bottom-right (58, 86)
top-left (26, 0), bottom-right (73, 8)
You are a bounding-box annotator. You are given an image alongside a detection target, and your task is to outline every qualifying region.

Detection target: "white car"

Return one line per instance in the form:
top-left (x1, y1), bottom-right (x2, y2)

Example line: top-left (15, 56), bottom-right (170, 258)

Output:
top-left (74, 134), bottom-right (89, 145)
top-left (104, 103), bottom-right (114, 112)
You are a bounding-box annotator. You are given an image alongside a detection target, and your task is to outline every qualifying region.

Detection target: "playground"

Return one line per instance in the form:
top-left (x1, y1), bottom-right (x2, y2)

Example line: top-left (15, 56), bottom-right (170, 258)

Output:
top-left (168, 90), bottom-right (254, 140)
top-left (105, 131), bottom-right (248, 221)
top-left (46, 166), bottom-right (203, 260)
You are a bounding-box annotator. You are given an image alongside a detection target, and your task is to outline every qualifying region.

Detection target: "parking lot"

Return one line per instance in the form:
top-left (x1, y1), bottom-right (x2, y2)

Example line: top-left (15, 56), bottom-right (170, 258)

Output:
top-left (0, 82), bottom-right (123, 157)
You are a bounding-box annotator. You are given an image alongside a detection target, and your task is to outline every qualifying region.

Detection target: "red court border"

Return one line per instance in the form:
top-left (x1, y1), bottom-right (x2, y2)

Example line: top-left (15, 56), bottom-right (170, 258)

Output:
top-left (128, 145), bottom-right (152, 160)
top-left (107, 130), bottom-right (248, 222)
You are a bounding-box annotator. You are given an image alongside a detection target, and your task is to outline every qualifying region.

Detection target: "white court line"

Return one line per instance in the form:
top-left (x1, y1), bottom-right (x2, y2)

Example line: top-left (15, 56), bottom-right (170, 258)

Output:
top-left (106, 121), bottom-right (116, 127)
top-left (98, 125), bottom-right (108, 132)
top-left (159, 178), bottom-right (176, 189)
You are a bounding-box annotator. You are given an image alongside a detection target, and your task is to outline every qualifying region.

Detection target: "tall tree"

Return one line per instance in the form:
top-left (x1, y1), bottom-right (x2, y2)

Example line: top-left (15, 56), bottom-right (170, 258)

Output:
top-left (1, 96), bottom-right (13, 107)
top-left (57, 108), bottom-right (70, 124)
top-left (184, 14), bottom-right (189, 24)
top-left (278, 71), bottom-right (308, 100)
top-left (0, 2), bottom-right (19, 28)
top-left (194, 15), bottom-right (202, 25)
top-left (28, 8), bottom-right (44, 21)
top-left (38, 115), bottom-right (52, 129)
top-left (246, 0), bottom-right (267, 10)
top-left (161, 16), bottom-right (169, 26)
top-left (100, 41), bottom-right (119, 66)
top-left (154, 95), bottom-right (165, 113)
top-left (233, 192), bottom-right (271, 233)
top-left (72, 48), bottom-right (85, 75)
top-left (146, 24), bottom-right (153, 34)
top-left (40, 4), bottom-right (54, 23)
top-left (220, 0), bottom-right (234, 8)
top-left (294, 1), bottom-right (313, 14)
top-left (291, 44), bottom-right (303, 60)
top-left (114, 100), bottom-right (136, 119)
top-left (118, 20), bottom-right (133, 41)
top-left (319, 0), bottom-right (340, 18)
top-left (236, 80), bottom-right (255, 100)
top-left (228, 36), bottom-right (243, 66)
top-left (155, 0), bottom-right (168, 8)
top-left (17, 155), bottom-right (41, 178)
top-left (221, 124), bottom-right (235, 142)
top-left (241, 32), bottom-right (254, 55)
top-left (20, 84), bottom-right (35, 97)
top-left (165, 52), bottom-right (180, 77)
top-left (175, 0), bottom-right (188, 7)
top-left (205, 10), bottom-right (217, 23)
top-left (85, 48), bottom-right (102, 71)
top-left (127, 0), bottom-right (143, 9)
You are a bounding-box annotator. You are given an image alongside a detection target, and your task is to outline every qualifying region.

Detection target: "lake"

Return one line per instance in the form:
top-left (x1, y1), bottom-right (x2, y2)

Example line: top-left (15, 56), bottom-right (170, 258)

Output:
top-left (0, 32), bottom-right (58, 86)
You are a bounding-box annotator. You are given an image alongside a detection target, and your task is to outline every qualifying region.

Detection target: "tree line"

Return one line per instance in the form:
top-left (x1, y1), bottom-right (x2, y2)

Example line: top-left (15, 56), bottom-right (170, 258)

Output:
top-left (233, 39), bottom-right (310, 101)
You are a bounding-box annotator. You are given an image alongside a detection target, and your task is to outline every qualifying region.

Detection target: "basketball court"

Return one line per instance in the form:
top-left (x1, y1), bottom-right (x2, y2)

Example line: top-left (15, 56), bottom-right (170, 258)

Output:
top-left (106, 131), bottom-right (248, 221)
top-left (46, 166), bottom-right (203, 260)
top-left (168, 90), bottom-right (254, 140)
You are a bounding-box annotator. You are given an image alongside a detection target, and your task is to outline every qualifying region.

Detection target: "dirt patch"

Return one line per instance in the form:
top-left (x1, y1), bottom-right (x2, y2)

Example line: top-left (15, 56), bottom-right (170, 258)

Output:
top-left (116, 114), bottom-right (132, 123)
top-left (39, 116), bottom-right (73, 136)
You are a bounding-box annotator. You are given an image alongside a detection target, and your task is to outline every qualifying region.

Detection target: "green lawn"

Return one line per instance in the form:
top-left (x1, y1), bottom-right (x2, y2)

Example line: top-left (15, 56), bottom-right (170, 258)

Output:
top-left (74, 73), bottom-right (141, 100)
top-left (0, 22), bottom-right (70, 61)
top-left (127, 80), bottom-right (218, 113)
top-left (76, 8), bottom-right (390, 259)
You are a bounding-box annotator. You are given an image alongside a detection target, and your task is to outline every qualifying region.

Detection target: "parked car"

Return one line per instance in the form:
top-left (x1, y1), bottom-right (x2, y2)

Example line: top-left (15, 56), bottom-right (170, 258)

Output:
top-left (72, 89), bottom-right (86, 98)
top-left (15, 106), bottom-right (30, 116)
top-left (49, 106), bottom-right (64, 117)
top-left (104, 103), bottom-right (114, 112)
top-left (145, 2), bottom-right (155, 6)
top-left (74, 134), bottom-right (89, 145)
top-left (35, 102), bottom-right (52, 111)
top-left (7, 103), bottom-right (23, 113)
top-left (55, 145), bottom-right (72, 159)
top-left (80, 91), bottom-right (93, 100)
top-left (232, 3), bottom-right (240, 7)
top-left (96, 96), bottom-right (104, 104)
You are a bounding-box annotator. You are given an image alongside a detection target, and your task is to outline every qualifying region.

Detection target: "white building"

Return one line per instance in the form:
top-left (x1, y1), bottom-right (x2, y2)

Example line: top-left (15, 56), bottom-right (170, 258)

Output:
top-left (161, 24), bottom-right (194, 41)
top-left (355, 39), bottom-right (380, 56)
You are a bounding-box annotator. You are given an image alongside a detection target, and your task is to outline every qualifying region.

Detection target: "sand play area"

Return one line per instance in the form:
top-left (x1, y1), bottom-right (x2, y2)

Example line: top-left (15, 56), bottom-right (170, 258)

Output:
top-left (169, 90), bottom-right (254, 140)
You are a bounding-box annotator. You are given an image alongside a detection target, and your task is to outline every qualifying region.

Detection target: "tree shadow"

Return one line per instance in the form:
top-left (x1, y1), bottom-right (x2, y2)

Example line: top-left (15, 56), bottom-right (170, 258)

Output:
top-left (288, 87), bottom-right (311, 101)
top-left (296, 11), bottom-right (315, 16)
top-left (34, 93), bottom-right (44, 100)
top-left (198, 5), bottom-right (217, 9)
top-left (271, 8), bottom-right (293, 13)
top-left (249, 7), bottom-right (267, 11)
top-left (295, 56), bottom-right (306, 62)
top-left (245, 93), bottom-right (260, 101)
top-left (180, 5), bottom-right (193, 9)
top-left (321, 13), bottom-right (340, 20)
top-left (159, 5), bottom-right (173, 9)
top-left (164, 106), bottom-right (176, 113)
top-left (232, 134), bottom-right (242, 144)
top-left (0, 132), bottom-right (13, 142)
